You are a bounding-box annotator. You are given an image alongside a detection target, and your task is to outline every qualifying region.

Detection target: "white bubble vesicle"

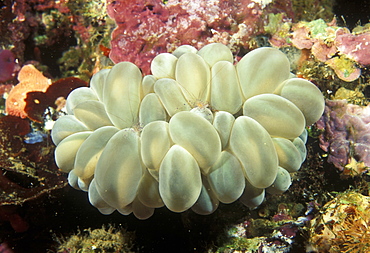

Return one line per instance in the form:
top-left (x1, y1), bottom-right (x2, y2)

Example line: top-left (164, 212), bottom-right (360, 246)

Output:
top-left (52, 43), bottom-right (324, 219)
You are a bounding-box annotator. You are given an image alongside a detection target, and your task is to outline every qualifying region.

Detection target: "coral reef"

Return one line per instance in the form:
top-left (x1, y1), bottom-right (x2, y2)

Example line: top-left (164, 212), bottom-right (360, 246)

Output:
top-left (317, 99), bottom-right (370, 175)
top-left (0, 63), bottom-right (87, 239)
top-left (107, 0), bottom-right (295, 74)
top-left (2, 0), bottom-right (370, 251)
top-left (0, 114), bottom-right (67, 234)
top-left (51, 43), bottom-right (324, 219)
top-left (268, 18), bottom-right (370, 81)
top-left (216, 201), bottom-right (313, 252)
top-left (0, 115), bottom-right (66, 206)
top-left (1, 0), bottom-right (113, 80)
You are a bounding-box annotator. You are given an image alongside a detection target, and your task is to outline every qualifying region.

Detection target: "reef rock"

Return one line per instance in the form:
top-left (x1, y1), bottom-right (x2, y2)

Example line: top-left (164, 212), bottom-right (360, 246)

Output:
top-left (317, 99), bottom-right (370, 173)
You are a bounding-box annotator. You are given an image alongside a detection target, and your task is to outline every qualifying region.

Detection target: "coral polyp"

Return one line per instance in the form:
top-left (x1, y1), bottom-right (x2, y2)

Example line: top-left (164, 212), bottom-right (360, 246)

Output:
top-left (51, 43), bottom-right (325, 219)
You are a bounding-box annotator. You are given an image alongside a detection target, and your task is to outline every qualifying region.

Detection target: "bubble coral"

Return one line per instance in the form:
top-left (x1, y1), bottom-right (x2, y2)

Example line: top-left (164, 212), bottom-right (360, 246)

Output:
top-left (51, 43), bottom-right (325, 219)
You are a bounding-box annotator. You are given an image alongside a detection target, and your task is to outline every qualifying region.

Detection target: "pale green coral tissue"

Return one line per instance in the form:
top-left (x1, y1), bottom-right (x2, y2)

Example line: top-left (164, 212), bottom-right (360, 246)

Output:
top-left (51, 43), bottom-right (325, 219)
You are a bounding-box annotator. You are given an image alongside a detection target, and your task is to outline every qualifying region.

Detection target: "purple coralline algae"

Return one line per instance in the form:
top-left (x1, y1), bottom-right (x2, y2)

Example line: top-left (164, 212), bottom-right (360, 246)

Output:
top-left (107, 0), bottom-right (294, 74)
top-left (317, 99), bottom-right (370, 173)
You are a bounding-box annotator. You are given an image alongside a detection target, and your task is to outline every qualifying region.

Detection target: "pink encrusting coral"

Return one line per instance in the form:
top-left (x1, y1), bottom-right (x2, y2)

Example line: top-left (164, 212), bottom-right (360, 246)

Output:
top-left (271, 19), bottom-right (370, 66)
top-left (269, 19), bottom-right (370, 81)
top-left (335, 29), bottom-right (370, 66)
top-left (107, 0), bottom-right (294, 74)
top-left (317, 100), bottom-right (370, 171)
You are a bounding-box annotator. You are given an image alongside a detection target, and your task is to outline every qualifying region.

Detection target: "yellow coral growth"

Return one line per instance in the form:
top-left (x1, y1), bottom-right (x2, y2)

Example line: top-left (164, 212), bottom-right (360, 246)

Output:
top-left (309, 191), bottom-right (370, 253)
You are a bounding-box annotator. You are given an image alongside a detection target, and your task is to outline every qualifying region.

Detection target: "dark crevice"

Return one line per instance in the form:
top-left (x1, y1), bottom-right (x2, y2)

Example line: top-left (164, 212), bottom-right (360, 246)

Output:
top-left (333, 0), bottom-right (370, 29)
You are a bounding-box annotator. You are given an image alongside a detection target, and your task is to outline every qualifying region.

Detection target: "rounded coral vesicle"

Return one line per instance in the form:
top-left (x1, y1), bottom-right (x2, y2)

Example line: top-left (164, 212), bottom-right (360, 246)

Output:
top-left (51, 43), bottom-right (324, 219)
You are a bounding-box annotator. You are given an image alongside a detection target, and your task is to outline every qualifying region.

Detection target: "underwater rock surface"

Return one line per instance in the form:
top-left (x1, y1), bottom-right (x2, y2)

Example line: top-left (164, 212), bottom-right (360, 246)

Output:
top-left (317, 99), bottom-right (370, 173)
top-left (107, 0), bottom-right (294, 74)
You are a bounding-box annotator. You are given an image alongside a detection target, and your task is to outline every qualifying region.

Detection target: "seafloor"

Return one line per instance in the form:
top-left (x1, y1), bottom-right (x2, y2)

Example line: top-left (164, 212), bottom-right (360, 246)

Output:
top-left (0, 0), bottom-right (370, 252)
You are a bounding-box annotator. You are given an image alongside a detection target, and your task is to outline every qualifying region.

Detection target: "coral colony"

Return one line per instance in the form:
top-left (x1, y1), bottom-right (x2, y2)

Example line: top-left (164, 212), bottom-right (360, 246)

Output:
top-left (51, 43), bottom-right (324, 219)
